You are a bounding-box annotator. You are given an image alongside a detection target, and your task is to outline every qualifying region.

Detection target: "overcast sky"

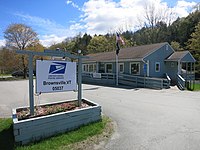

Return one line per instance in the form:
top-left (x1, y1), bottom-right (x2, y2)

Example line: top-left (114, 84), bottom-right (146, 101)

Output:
top-left (0, 0), bottom-right (198, 47)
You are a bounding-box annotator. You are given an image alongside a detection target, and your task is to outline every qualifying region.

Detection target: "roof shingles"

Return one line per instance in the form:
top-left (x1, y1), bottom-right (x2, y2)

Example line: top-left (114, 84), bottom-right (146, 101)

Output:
top-left (83, 42), bottom-right (167, 62)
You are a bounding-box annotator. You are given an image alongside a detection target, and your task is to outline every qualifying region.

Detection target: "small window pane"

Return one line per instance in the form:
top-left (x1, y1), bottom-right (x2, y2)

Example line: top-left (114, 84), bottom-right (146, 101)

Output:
top-left (106, 64), bottom-right (112, 73)
top-left (130, 63), bottom-right (140, 74)
top-left (119, 63), bottom-right (124, 73)
top-left (89, 64), bottom-right (93, 72)
top-left (94, 64), bottom-right (96, 72)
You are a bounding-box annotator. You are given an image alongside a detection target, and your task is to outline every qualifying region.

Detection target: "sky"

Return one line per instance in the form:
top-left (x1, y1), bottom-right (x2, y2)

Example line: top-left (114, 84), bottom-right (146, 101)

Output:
top-left (0, 0), bottom-right (199, 47)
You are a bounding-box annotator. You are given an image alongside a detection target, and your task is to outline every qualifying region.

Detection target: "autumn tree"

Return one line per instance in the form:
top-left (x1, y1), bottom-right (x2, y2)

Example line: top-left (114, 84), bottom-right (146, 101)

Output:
top-left (4, 23), bottom-right (39, 78)
top-left (0, 48), bottom-right (18, 74)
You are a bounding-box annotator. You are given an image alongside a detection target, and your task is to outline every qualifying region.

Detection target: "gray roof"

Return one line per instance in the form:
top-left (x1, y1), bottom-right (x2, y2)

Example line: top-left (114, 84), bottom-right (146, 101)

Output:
top-left (83, 42), bottom-right (167, 62)
top-left (166, 51), bottom-right (196, 62)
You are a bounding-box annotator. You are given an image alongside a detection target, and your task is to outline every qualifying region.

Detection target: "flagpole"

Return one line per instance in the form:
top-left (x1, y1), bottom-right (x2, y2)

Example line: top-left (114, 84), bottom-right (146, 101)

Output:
top-left (116, 54), bottom-right (118, 86)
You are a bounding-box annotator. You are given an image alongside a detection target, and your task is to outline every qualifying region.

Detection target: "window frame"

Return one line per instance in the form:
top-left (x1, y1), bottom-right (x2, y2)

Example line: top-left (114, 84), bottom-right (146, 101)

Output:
top-left (129, 62), bottom-right (140, 75)
top-left (118, 63), bottom-right (124, 73)
top-left (82, 64), bottom-right (96, 73)
top-left (105, 63), bottom-right (113, 73)
top-left (155, 62), bottom-right (160, 72)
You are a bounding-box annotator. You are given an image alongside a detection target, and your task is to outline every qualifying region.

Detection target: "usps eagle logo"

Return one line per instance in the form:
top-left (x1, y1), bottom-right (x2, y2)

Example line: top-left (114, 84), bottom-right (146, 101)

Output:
top-left (49, 62), bottom-right (67, 74)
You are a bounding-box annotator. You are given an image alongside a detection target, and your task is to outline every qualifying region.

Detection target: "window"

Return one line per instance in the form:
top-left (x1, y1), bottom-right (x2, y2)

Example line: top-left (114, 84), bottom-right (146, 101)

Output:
top-left (171, 62), bottom-right (174, 67)
top-left (155, 62), bottom-right (160, 72)
top-left (82, 64), bottom-right (88, 72)
top-left (130, 62), bottom-right (140, 75)
top-left (119, 63), bottom-right (124, 73)
top-left (82, 64), bottom-right (96, 73)
top-left (99, 63), bottom-right (105, 73)
top-left (105, 63), bottom-right (112, 73)
top-left (89, 64), bottom-right (93, 72)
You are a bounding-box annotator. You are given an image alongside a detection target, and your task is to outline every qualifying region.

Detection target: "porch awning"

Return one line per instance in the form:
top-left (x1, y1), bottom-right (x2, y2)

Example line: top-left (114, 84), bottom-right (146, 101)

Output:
top-left (165, 51), bottom-right (196, 63)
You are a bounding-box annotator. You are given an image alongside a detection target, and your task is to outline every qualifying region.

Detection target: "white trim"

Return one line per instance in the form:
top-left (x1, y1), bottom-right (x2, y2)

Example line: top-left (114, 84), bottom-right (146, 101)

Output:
top-left (130, 62), bottom-right (140, 75)
top-left (147, 60), bottom-right (150, 77)
top-left (155, 62), bottom-right (160, 72)
top-left (83, 58), bottom-right (144, 63)
top-left (118, 63), bottom-right (124, 73)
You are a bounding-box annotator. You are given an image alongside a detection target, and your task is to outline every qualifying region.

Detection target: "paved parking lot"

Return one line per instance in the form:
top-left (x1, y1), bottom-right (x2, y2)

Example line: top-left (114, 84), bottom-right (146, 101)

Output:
top-left (1, 80), bottom-right (200, 150)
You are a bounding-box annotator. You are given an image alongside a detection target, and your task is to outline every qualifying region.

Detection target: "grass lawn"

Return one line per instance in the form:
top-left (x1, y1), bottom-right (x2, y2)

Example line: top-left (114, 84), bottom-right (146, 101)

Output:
top-left (194, 83), bottom-right (200, 90)
top-left (187, 83), bottom-right (200, 91)
top-left (0, 116), bottom-right (112, 150)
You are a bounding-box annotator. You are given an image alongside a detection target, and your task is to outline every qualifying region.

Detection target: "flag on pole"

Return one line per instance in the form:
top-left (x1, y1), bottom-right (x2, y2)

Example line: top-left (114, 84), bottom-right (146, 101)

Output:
top-left (116, 33), bottom-right (125, 55)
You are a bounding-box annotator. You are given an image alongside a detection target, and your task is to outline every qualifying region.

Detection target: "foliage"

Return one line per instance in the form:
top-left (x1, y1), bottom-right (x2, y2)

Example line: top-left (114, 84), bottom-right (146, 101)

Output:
top-left (186, 22), bottom-right (200, 74)
top-left (170, 41), bottom-right (183, 51)
top-left (4, 23), bottom-right (39, 78)
top-left (48, 33), bottom-right (92, 55)
top-left (0, 48), bottom-right (18, 74)
top-left (4, 23), bottom-right (39, 50)
top-left (87, 35), bottom-right (112, 53)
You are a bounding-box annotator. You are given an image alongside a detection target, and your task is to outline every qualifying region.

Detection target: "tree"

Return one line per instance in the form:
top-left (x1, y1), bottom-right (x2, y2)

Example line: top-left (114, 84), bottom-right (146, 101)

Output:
top-left (187, 22), bottom-right (200, 51)
top-left (4, 23), bottom-right (39, 78)
top-left (186, 22), bottom-right (200, 75)
top-left (138, 1), bottom-right (177, 44)
top-left (87, 35), bottom-right (109, 53)
top-left (170, 41), bottom-right (183, 51)
top-left (0, 48), bottom-right (18, 74)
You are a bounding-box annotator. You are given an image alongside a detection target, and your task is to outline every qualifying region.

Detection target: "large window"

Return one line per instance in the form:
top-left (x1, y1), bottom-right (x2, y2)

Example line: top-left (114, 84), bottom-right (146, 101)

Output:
top-left (130, 62), bottom-right (140, 75)
top-left (105, 63), bottom-right (113, 73)
top-left (155, 62), bottom-right (160, 72)
top-left (82, 64), bottom-right (96, 73)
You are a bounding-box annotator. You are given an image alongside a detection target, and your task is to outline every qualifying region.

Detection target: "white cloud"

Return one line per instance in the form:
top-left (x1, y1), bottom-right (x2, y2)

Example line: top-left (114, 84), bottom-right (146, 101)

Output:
top-left (0, 39), bottom-right (5, 47)
top-left (40, 34), bottom-right (67, 47)
top-left (14, 12), bottom-right (75, 36)
top-left (14, 12), bottom-right (77, 47)
top-left (70, 23), bottom-right (85, 30)
top-left (80, 0), bottom-right (176, 35)
top-left (66, 0), bottom-right (81, 11)
top-left (174, 1), bottom-right (197, 17)
top-left (8, 0), bottom-right (197, 47)
top-left (66, 0), bottom-right (197, 35)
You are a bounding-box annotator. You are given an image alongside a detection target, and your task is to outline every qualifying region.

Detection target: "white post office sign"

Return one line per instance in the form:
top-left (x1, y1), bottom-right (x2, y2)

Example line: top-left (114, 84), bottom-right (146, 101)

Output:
top-left (36, 60), bottom-right (77, 93)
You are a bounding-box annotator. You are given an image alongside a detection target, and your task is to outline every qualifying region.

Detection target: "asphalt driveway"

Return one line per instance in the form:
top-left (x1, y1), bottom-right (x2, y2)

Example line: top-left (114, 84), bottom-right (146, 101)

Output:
top-left (1, 80), bottom-right (200, 150)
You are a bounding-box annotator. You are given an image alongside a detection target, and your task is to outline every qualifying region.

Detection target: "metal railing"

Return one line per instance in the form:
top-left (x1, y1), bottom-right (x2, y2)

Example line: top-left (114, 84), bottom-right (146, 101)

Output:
top-left (82, 72), bottom-right (115, 80)
top-left (177, 74), bottom-right (185, 90)
top-left (118, 74), bottom-right (170, 89)
top-left (181, 73), bottom-right (195, 81)
top-left (82, 72), bottom-right (170, 89)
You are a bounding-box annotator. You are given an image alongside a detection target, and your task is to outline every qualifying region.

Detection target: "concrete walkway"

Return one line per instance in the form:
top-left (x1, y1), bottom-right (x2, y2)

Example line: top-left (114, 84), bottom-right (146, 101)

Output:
top-left (0, 80), bottom-right (200, 150)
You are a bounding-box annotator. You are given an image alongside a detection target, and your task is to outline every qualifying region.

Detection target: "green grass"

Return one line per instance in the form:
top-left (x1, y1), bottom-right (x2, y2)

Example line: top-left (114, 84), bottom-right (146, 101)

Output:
top-left (193, 83), bottom-right (200, 90)
top-left (187, 83), bottom-right (200, 91)
top-left (0, 116), bottom-right (111, 150)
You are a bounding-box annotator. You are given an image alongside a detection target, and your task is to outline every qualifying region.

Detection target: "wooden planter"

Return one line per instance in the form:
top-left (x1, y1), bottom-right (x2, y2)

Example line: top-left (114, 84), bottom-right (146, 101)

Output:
top-left (12, 99), bottom-right (101, 145)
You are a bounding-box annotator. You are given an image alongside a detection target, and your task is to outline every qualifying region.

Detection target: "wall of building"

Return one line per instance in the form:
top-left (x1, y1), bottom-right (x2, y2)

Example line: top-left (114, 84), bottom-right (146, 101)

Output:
top-left (165, 61), bottom-right (178, 82)
top-left (144, 44), bottom-right (174, 78)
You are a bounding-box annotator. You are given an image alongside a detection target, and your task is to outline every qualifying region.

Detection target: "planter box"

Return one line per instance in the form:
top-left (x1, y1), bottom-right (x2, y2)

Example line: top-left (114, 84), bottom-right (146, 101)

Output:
top-left (12, 99), bottom-right (101, 145)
